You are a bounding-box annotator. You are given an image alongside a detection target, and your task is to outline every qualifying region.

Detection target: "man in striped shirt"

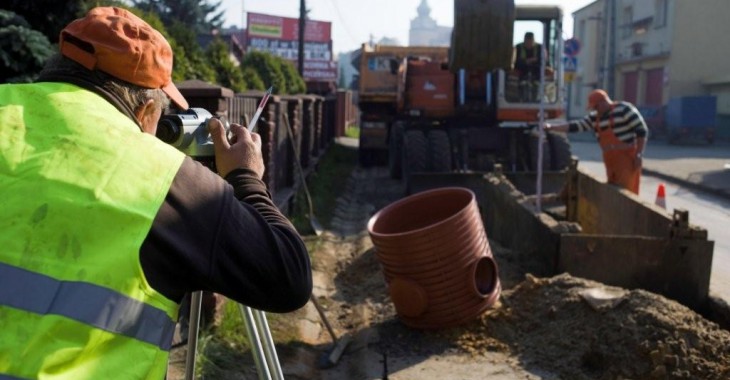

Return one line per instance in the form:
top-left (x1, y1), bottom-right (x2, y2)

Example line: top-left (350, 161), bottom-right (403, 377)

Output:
top-left (545, 89), bottom-right (648, 194)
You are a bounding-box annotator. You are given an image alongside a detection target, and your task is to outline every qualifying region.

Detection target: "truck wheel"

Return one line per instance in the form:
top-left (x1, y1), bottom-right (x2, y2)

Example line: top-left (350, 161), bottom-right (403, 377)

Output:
top-left (547, 131), bottom-right (572, 171)
top-left (427, 130), bottom-right (452, 172)
top-left (402, 130), bottom-right (427, 193)
top-left (528, 131), bottom-right (551, 171)
top-left (389, 122), bottom-right (405, 179)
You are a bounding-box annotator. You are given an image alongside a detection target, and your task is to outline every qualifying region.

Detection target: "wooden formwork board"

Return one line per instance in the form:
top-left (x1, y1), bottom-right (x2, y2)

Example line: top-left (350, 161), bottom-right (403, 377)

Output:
top-left (559, 234), bottom-right (714, 310)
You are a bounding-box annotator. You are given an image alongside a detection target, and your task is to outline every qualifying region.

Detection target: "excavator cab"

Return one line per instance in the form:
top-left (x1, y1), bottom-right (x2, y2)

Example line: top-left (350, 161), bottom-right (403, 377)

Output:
top-left (495, 5), bottom-right (565, 123)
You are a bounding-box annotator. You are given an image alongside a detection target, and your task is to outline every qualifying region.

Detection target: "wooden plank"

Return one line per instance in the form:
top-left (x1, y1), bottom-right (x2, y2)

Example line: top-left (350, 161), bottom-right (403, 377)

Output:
top-left (559, 234), bottom-right (714, 309)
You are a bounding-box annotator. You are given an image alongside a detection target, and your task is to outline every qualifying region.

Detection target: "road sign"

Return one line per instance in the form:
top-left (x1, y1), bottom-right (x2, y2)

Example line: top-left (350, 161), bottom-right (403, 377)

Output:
top-left (564, 72), bottom-right (576, 83)
top-left (563, 56), bottom-right (578, 72)
top-left (564, 38), bottom-right (581, 57)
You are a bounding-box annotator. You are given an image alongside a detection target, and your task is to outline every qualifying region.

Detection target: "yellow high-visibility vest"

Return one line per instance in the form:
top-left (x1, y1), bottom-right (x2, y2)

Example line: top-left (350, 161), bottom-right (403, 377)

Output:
top-left (0, 82), bottom-right (185, 379)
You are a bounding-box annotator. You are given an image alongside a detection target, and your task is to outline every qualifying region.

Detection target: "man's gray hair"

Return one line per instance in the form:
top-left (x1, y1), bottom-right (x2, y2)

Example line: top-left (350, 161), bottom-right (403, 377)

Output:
top-left (40, 54), bottom-right (170, 114)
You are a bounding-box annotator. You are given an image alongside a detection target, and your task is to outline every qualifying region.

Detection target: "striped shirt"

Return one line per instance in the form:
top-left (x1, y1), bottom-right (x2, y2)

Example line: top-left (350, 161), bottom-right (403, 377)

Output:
top-left (568, 101), bottom-right (649, 144)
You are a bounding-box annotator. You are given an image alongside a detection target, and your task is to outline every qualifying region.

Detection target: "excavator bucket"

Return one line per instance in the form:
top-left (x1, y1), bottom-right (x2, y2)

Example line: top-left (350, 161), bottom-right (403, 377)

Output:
top-left (450, 0), bottom-right (515, 71)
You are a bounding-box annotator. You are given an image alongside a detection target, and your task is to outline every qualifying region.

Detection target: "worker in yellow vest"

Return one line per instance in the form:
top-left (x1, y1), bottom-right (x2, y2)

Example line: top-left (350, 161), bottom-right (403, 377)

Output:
top-left (513, 32), bottom-right (552, 102)
top-left (0, 7), bottom-right (312, 379)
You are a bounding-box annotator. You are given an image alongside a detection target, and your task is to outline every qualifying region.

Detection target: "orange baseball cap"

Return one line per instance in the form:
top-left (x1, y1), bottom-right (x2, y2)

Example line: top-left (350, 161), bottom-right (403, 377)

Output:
top-left (59, 7), bottom-right (188, 110)
top-left (587, 89), bottom-right (609, 110)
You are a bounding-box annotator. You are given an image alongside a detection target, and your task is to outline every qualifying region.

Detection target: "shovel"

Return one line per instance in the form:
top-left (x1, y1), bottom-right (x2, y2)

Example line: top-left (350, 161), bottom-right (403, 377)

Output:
top-left (310, 295), bottom-right (352, 368)
top-left (282, 113), bottom-right (324, 236)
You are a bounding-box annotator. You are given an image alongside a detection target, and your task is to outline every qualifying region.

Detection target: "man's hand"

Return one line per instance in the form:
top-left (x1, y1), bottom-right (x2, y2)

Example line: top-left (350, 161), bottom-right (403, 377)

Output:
top-left (634, 152), bottom-right (643, 169)
top-left (208, 118), bottom-right (265, 179)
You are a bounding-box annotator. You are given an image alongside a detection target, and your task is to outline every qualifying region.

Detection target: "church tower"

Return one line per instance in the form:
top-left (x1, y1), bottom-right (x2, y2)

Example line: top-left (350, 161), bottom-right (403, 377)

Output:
top-left (409, 0), bottom-right (451, 46)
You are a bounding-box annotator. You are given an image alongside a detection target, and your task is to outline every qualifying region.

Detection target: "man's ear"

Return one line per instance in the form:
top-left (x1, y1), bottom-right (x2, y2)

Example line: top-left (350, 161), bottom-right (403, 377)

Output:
top-left (134, 99), bottom-right (156, 122)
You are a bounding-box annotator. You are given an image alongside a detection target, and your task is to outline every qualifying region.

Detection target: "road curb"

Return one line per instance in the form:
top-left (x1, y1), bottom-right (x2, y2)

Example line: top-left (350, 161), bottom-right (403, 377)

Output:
top-left (642, 167), bottom-right (730, 201)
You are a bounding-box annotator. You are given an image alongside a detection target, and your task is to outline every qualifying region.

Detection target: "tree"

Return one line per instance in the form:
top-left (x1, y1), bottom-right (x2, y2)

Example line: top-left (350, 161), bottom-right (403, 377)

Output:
top-left (242, 51), bottom-right (288, 95)
top-left (241, 51), bottom-right (308, 95)
top-left (1, 0), bottom-right (88, 43)
top-left (133, 0), bottom-right (224, 34)
top-left (206, 37), bottom-right (246, 92)
top-left (165, 20), bottom-right (216, 82)
top-left (0, 10), bottom-right (53, 83)
top-left (279, 59), bottom-right (307, 95)
top-left (125, 7), bottom-right (215, 83)
top-left (241, 66), bottom-right (265, 91)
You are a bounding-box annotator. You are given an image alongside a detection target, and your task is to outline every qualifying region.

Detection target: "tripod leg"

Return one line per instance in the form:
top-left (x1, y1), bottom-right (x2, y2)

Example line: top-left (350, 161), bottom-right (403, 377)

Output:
top-left (252, 309), bottom-right (284, 379)
top-left (184, 291), bottom-right (203, 380)
top-left (239, 304), bottom-right (273, 380)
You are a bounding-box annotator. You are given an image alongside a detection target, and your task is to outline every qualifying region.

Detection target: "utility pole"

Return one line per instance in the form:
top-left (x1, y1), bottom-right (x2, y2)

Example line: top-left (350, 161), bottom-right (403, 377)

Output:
top-left (298, 0), bottom-right (306, 76)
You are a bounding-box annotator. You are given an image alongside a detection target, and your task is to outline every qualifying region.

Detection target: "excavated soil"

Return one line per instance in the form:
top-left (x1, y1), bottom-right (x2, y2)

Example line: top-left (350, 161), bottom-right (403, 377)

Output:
top-left (287, 164), bottom-right (730, 380)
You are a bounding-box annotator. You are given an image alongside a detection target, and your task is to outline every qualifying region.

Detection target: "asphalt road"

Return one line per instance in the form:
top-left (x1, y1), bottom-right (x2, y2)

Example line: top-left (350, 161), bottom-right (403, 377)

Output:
top-left (568, 139), bottom-right (730, 303)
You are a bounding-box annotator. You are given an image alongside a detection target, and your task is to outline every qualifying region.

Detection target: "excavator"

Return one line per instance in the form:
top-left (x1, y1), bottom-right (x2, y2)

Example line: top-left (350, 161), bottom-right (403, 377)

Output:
top-left (357, 0), bottom-right (569, 185)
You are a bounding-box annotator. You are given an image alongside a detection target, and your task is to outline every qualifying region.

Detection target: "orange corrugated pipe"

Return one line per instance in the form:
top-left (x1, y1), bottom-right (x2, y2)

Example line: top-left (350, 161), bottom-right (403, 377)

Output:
top-left (368, 187), bottom-right (501, 329)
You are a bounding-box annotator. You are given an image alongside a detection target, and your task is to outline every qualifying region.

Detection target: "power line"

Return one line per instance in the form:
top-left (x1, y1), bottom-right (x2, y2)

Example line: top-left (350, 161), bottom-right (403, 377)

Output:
top-left (325, 0), bottom-right (361, 50)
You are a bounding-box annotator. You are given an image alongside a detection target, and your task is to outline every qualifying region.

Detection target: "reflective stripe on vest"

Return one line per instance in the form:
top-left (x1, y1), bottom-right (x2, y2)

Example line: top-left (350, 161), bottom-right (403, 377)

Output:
top-left (0, 262), bottom-right (175, 351)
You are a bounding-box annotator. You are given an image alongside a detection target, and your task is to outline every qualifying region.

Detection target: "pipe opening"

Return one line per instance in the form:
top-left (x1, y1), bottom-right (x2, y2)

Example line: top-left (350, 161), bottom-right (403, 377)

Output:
top-left (369, 188), bottom-right (473, 235)
top-left (472, 256), bottom-right (498, 296)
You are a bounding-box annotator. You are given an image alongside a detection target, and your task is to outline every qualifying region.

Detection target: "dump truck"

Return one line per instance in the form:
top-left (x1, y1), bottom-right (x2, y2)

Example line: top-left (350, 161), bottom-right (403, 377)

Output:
top-left (358, 0), bottom-right (720, 323)
top-left (356, 44), bottom-right (449, 166)
top-left (357, 1), bottom-right (571, 186)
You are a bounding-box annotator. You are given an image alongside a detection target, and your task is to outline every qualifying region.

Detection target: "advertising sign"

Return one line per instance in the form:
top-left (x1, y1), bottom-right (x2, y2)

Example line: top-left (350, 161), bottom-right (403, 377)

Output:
top-left (246, 12), bottom-right (336, 82)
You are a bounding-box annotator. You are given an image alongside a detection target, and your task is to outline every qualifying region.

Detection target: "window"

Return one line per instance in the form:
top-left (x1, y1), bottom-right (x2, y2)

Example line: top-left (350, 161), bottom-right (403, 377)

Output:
top-left (655, 0), bottom-right (668, 28)
top-left (631, 42), bottom-right (643, 57)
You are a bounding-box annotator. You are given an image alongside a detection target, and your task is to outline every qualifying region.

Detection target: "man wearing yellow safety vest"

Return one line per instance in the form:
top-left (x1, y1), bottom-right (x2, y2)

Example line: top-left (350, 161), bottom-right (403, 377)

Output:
top-left (512, 32), bottom-right (551, 102)
top-left (513, 32), bottom-right (543, 81)
top-left (0, 7), bottom-right (312, 379)
top-left (545, 89), bottom-right (649, 194)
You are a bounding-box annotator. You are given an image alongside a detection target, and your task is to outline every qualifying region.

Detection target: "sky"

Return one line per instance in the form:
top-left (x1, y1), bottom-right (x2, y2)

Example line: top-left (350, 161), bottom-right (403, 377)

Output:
top-left (220, 0), bottom-right (596, 55)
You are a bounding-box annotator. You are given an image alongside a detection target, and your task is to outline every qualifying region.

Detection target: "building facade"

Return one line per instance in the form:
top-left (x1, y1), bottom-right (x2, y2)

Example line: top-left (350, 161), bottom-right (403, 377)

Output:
top-left (409, 0), bottom-right (451, 47)
top-left (569, 0), bottom-right (730, 138)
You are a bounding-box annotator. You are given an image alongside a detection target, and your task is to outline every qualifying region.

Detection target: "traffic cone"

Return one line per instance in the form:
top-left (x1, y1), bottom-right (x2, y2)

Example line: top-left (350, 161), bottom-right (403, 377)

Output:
top-left (655, 183), bottom-right (667, 209)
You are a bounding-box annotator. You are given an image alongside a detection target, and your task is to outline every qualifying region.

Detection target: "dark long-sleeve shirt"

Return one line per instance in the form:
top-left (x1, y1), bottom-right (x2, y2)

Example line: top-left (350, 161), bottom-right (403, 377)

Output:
top-left (140, 159), bottom-right (313, 313)
top-left (568, 101), bottom-right (649, 144)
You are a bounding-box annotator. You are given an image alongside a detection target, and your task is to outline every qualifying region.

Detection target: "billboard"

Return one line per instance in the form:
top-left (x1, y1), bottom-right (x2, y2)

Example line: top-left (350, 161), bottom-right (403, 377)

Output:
top-left (246, 12), bottom-right (337, 82)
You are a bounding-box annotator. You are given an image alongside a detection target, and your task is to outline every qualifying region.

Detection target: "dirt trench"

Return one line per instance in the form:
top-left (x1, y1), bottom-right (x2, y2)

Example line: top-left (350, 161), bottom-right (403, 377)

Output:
top-left (281, 164), bottom-right (730, 380)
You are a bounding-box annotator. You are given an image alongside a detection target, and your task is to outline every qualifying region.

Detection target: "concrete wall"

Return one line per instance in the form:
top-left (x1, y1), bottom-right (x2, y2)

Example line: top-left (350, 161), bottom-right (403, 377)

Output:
top-left (669, 0), bottom-right (730, 97)
top-left (572, 0), bottom-right (730, 110)
top-left (615, 0), bottom-right (673, 61)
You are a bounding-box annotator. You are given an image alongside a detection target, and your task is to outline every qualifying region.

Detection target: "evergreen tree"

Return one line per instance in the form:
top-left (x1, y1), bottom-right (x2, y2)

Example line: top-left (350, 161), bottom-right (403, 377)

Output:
top-left (166, 21), bottom-right (216, 82)
top-left (133, 0), bottom-right (224, 34)
top-left (242, 51), bottom-right (288, 95)
top-left (241, 66), bottom-right (265, 91)
top-left (125, 8), bottom-right (215, 84)
top-left (206, 37), bottom-right (246, 92)
top-left (1, 0), bottom-right (90, 44)
top-left (279, 59), bottom-right (307, 95)
top-left (0, 10), bottom-right (53, 83)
